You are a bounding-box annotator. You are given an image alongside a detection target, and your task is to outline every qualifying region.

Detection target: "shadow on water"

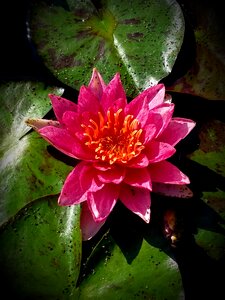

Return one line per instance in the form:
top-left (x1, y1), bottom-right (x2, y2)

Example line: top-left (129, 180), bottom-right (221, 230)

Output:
top-left (173, 234), bottom-right (225, 300)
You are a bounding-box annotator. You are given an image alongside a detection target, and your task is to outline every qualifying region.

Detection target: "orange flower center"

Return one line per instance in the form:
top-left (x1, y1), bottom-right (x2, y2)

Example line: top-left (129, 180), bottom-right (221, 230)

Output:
top-left (81, 108), bottom-right (144, 164)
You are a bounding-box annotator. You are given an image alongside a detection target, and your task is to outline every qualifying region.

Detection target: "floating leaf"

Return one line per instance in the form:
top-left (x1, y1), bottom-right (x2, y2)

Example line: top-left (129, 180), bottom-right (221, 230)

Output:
top-left (0, 81), bottom-right (63, 155)
top-left (78, 234), bottom-right (183, 299)
top-left (167, 1), bottom-right (225, 100)
top-left (0, 132), bottom-right (73, 225)
top-left (0, 81), bottom-right (72, 226)
top-left (0, 195), bottom-right (81, 299)
top-left (189, 120), bottom-right (225, 177)
top-left (29, 0), bottom-right (185, 97)
top-left (187, 119), bottom-right (225, 261)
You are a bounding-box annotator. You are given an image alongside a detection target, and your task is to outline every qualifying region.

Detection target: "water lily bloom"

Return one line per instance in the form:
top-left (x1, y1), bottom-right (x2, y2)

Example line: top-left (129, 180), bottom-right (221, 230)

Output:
top-left (27, 69), bottom-right (196, 240)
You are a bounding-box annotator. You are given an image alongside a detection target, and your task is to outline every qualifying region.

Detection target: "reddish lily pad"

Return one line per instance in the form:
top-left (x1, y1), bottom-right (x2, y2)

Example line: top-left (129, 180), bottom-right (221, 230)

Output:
top-left (0, 195), bottom-right (81, 298)
top-left (29, 0), bottom-right (185, 97)
top-left (0, 81), bottom-right (74, 226)
top-left (167, 1), bottom-right (225, 100)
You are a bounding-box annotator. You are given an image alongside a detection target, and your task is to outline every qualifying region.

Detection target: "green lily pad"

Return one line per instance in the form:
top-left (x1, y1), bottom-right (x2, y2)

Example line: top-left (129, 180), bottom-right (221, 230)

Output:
top-left (30, 0), bottom-right (185, 97)
top-left (197, 189), bottom-right (225, 261)
top-left (0, 195), bottom-right (81, 299)
top-left (0, 132), bottom-right (73, 225)
top-left (0, 81), bottom-right (63, 155)
top-left (0, 81), bottom-right (73, 226)
top-left (78, 234), bottom-right (183, 299)
top-left (189, 120), bottom-right (225, 177)
top-left (167, 1), bottom-right (225, 100)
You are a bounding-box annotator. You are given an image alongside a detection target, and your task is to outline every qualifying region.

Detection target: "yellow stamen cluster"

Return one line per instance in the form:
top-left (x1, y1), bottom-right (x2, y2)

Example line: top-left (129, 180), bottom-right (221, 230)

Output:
top-left (81, 108), bottom-right (144, 165)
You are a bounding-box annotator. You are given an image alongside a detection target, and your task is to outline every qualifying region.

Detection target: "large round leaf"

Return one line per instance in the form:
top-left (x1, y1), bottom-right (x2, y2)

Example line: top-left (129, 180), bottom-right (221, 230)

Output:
top-left (0, 81), bottom-right (72, 226)
top-left (29, 0), bottom-right (185, 97)
top-left (0, 195), bottom-right (81, 299)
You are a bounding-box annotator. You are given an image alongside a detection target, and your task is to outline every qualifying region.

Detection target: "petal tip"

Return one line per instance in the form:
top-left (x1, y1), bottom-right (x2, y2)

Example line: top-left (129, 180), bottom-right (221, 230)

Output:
top-left (25, 118), bottom-right (42, 131)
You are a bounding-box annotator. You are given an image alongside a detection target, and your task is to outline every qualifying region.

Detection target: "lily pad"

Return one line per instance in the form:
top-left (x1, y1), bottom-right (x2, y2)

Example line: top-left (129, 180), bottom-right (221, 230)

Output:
top-left (0, 81), bottom-right (73, 226)
top-left (0, 132), bottom-right (73, 225)
top-left (29, 0), bottom-right (185, 97)
top-left (78, 234), bottom-right (183, 299)
top-left (189, 120), bottom-right (225, 177)
top-left (167, 1), bottom-right (225, 100)
top-left (0, 195), bottom-right (81, 299)
top-left (187, 119), bottom-right (225, 260)
top-left (0, 81), bottom-right (63, 155)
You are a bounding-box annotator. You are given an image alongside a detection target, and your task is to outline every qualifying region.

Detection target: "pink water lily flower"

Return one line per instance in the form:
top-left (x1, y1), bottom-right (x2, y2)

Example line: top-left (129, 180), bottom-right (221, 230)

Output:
top-left (27, 69), bottom-right (195, 240)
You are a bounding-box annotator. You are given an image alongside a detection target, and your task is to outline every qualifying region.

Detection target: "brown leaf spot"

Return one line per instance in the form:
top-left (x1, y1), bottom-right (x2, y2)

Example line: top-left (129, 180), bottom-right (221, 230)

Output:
top-left (96, 39), bottom-right (106, 60)
top-left (75, 29), bottom-right (92, 40)
top-left (120, 18), bottom-right (141, 25)
top-left (48, 48), bottom-right (82, 69)
top-left (127, 32), bottom-right (144, 41)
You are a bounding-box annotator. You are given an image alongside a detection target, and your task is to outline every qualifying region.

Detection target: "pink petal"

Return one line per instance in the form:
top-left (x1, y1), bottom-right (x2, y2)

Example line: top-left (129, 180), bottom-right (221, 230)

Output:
top-left (80, 202), bottom-right (105, 241)
top-left (125, 93), bottom-right (149, 127)
top-left (62, 111), bottom-right (83, 138)
top-left (142, 124), bottom-right (157, 144)
top-left (127, 153), bottom-right (149, 168)
top-left (101, 73), bottom-right (127, 112)
top-left (26, 118), bottom-right (60, 130)
top-left (79, 110), bottom-right (95, 126)
top-left (157, 117), bottom-right (196, 146)
top-left (110, 97), bottom-right (127, 112)
top-left (146, 103), bottom-right (174, 138)
top-left (88, 184), bottom-right (120, 222)
top-left (58, 162), bottom-right (88, 206)
top-left (88, 68), bottom-right (106, 100)
top-left (97, 165), bottom-right (125, 184)
top-left (119, 185), bottom-right (151, 223)
top-left (38, 126), bottom-right (93, 160)
top-left (93, 162), bottom-right (113, 171)
top-left (49, 94), bottom-right (78, 124)
top-left (78, 86), bottom-right (100, 114)
top-left (59, 162), bottom-right (103, 206)
top-left (80, 164), bottom-right (104, 192)
top-left (125, 84), bottom-right (165, 127)
top-left (148, 84), bottom-right (166, 109)
top-left (152, 183), bottom-right (193, 198)
top-left (148, 161), bottom-right (190, 184)
top-left (138, 84), bottom-right (165, 110)
top-left (145, 141), bottom-right (176, 163)
top-left (124, 168), bottom-right (152, 190)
